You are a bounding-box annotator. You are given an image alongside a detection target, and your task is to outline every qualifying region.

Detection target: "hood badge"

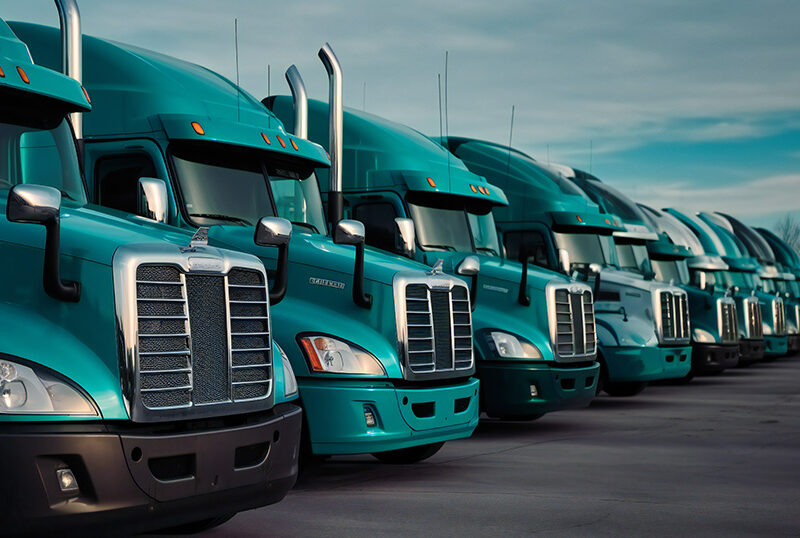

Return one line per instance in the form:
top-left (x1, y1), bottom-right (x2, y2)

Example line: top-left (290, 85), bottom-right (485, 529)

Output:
top-left (309, 277), bottom-right (345, 290)
top-left (428, 259), bottom-right (444, 275)
top-left (181, 227), bottom-right (209, 253)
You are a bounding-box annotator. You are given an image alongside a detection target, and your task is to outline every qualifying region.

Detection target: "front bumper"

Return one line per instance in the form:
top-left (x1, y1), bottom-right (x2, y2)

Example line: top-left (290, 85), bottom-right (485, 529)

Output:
top-left (764, 335), bottom-right (789, 358)
top-left (2, 403), bottom-right (302, 536)
top-left (739, 338), bottom-right (765, 364)
top-left (691, 343), bottom-right (739, 374)
top-left (299, 377), bottom-right (480, 455)
top-left (602, 344), bottom-right (691, 382)
top-left (787, 334), bottom-right (800, 354)
top-left (477, 361), bottom-right (598, 418)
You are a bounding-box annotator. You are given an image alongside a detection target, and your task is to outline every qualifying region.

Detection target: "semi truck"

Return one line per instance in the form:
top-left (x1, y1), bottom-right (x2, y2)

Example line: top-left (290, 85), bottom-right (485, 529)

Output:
top-left (15, 22), bottom-right (480, 464)
top-left (665, 209), bottom-right (788, 359)
top-left (438, 142), bottom-right (690, 394)
top-left (1, 4), bottom-right (302, 534)
top-left (267, 96), bottom-right (600, 420)
top-left (755, 227), bottom-right (800, 353)
top-left (563, 175), bottom-right (737, 377)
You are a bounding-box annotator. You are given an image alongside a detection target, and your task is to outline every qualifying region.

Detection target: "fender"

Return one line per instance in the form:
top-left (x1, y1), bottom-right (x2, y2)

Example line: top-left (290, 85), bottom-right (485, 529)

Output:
top-left (594, 317), bottom-right (621, 347)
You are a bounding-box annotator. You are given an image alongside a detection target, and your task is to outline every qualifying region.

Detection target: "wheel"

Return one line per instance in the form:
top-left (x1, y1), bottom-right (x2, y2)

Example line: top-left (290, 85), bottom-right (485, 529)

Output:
top-left (372, 442), bottom-right (445, 464)
top-left (602, 381), bottom-right (647, 397)
top-left (155, 514), bottom-right (236, 534)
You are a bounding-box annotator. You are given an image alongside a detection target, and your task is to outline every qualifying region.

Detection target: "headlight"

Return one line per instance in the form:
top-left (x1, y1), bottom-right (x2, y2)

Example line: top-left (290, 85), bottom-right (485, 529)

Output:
top-left (485, 331), bottom-right (542, 359)
top-left (762, 321), bottom-right (773, 335)
top-left (0, 359), bottom-right (96, 415)
top-left (274, 343), bottom-right (298, 397)
top-left (299, 336), bottom-right (386, 375)
top-left (692, 328), bottom-right (716, 343)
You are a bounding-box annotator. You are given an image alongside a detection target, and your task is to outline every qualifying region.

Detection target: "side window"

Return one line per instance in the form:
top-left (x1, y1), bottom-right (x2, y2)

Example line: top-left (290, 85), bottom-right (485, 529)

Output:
top-left (503, 230), bottom-right (552, 269)
top-left (94, 154), bottom-right (157, 214)
top-left (352, 202), bottom-right (400, 253)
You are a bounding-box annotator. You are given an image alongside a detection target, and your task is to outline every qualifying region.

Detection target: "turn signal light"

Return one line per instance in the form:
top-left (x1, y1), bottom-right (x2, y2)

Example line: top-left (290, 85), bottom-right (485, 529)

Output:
top-left (290, 138), bottom-right (299, 151)
top-left (81, 86), bottom-right (91, 104)
top-left (261, 132), bottom-right (271, 145)
top-left (276, 135), bottom-right (286, 148)
top-left (17, 66), bottom-right (29, 84)
top-left (191, 122), bottom-right (205, 135)
top-left (577, 215), bottom-right (583, 223)
top-left (0, 65), bottom-right (5, 78)
top-left (427, 177), bottom-right (436, 187)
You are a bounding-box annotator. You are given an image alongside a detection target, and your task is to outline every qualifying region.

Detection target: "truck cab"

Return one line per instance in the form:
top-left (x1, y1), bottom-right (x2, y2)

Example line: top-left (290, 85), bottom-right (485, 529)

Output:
top-left (666, 209), bottom-right (788, 359)
top-left (446, 141), bottom-right (691, 395)
top-left (268, 98), bottom-right (600, 420)
top-left (1, 10), bottom-right (302, 534)
top-left (755, 227), bottom-right (800, 353)
top-left (15, 23), bottom-right (480, 463)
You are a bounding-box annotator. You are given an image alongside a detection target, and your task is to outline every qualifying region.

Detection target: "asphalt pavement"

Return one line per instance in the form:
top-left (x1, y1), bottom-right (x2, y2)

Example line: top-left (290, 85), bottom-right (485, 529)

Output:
top-left (199, 357), bottom-right (800, 537)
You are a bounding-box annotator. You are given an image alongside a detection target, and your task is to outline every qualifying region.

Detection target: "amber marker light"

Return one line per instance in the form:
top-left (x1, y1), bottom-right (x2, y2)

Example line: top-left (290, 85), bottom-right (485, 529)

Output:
top-left (17, 66), bottom-right (29, 84)
top-left (81, 86), bottom-right (91, 104)
top-left (261, 132), bottom-right (271, 145)
top-left (276, 135), bottom-right (286, 148)
top-left (577, 215), bottom-right (583, 223)
top-left (427, 177), bottom-right (437, 187)
top-left (0, 65), bottom-right (5, 78)
top-left (290, 138), bottom-right (299, 151)
top-left (191, 122), bottom-right (205, 135)
top-left (469, 184), bottom-right (478, 193)
top-left (299, 337), bottom-right (324, 372)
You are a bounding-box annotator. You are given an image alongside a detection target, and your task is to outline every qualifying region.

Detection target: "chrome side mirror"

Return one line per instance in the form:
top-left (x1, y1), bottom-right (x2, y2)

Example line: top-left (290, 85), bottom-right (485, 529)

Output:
top-left (394, 217), bottom-right (416, 258)
top-left (558, 248), bottom-right (571, 274)
top-left (457, 255), bottom-right (480, 276)
top-left (333, 219), bottom-right (365, 246)
top-left (6, 184), bottom-right (80, 302)
top-left (589, 263), bottom-right (602, 275)
top-left (138, 177), bottom-right (168, 223)
top-left (254, 217), bottom-right (292, 305)
top-left (254, 217), bottom-right (292, 247)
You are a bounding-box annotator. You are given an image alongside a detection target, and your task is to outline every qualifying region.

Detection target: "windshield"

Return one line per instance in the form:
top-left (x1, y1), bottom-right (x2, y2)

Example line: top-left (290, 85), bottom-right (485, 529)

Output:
top-left (0, 119), bottom-right (86, 203)
top-left (468, 211), bottom-right (500, 256)
top-left (269, 171), bottom-right (326, 233)
top-left (553, 232), bottom-right (616, 268)
top-left (616, 243), bottom-right (652, 275)
top-left (719, 270), bottom-right (754, 290)
top-left (762, 278), bottom-right (776, 293)
top-left (408, 201), bottom-right (473, 252)
top-left (652, 259), bottom-right (690, 285)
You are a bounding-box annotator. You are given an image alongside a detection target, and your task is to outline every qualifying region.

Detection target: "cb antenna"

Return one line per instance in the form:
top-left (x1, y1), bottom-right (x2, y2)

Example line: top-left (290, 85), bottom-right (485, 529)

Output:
top-left (267, 64), bottom-right (271, 128)
top-left (362, 82), bottom-right (366, 110)
top-left (444, 51), bottom-right (451, 185)
top-left (506, 105), bottom-right (515, 175)
top-left (437, 73), bottom-right (443, 144)
top-left (234, 18), bottom-right (240, 122)
top-left (589, 139), bottom-right (593, 173)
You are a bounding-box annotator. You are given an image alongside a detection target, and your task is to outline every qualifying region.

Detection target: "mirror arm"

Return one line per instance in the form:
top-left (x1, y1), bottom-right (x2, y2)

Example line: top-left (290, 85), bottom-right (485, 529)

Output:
top-left (593, 270), bottom-right (602, 299)
top-left (43, 216), bottom-right (81, 302)
top-left (353, 242), bottom-right (373, 309)
top-left (269, 242), bottom-right (289, 305)
top-left (518, 251), bottom-right (531, 307)
top-left (469, 274), bottom-right (478, 312)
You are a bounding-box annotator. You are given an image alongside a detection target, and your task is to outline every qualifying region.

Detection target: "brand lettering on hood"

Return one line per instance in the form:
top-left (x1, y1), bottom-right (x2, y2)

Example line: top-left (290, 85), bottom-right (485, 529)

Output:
top-left (309, 277), bottom-right (345, 290)
top-left (482, 284), bottom-right (509, 294)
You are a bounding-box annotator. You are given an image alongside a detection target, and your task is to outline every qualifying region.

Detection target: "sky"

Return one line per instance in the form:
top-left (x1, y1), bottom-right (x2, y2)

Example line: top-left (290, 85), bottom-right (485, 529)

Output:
top-left (5, 0), bottom-right (799, 230)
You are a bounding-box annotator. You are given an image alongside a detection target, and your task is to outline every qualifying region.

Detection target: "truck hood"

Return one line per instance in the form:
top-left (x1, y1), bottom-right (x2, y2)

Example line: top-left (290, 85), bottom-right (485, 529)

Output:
top-left (601, 267), bottom-right (683, 295)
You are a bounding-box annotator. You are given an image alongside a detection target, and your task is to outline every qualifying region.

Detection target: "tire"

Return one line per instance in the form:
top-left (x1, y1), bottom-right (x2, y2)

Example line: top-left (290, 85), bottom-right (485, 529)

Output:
top-left (155, 514), bottom-right (236, 534)
top-left (602, 381), bottom-right (647, 397)
top-left (372, 442), bottom-right (445, 464)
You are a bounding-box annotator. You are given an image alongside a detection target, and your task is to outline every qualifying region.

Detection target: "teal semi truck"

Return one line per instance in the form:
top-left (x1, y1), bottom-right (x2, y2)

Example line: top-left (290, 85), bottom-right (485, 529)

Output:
top-left (666, 209), bottom-right (788, 359)
top-left (16, 23), bottom-right (480, 463)
top-left (564, 175), bottom-right (738, 376)
top-left (268, 96), bottom-right (600, 420)
top-left (756, 227), bottom-right (800, 353)
top-left (1, 6), bottom-right (303, 534)
top-left (443, 142), bottom-right (691, 395)
top-left (638, 205), bottom-right (746, 369)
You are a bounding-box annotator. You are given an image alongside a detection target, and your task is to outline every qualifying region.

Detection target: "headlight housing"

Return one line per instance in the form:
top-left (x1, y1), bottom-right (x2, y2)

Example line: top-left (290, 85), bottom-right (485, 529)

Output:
top-left (692, 328), bottom-right (716, 344)
top-left (299, 336), bottom-right (386, 376)
top-left (762, 321), bottom-right (773, 335)
top-left (484, 331), bottom-right (543, 359)
top-left (0, 358), bottom-right (97, 415)
top-left (274, 343), bottom-right (298, 398)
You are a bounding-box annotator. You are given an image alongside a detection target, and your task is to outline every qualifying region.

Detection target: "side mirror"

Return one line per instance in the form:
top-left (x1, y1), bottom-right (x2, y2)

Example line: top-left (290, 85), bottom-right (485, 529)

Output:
top-left (6, 185), bottom-right (80, 302)
top-left (333, 220), bottom-right (372, 309)
top-left (138, 177), bottom-right (168, 223)
top-left (254, 217), bottom-right (292, 305)
top-left (394, 217), bottom-right (416, 258)
top-left (694, 271), bottom-right (707, 290)
top-left (643, 269), bottom-right (656, 281)
top-left (558, 248), bottom-right (571, 274)
top-left (457, 255), bottom-right (480, 311)
top-left (589, 263), bottom-right (602, 275)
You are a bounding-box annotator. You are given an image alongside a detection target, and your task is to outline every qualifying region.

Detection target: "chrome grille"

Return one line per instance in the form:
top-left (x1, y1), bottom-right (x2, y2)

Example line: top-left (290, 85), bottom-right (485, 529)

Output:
top-left (657, 290), bottom-right (691, 345)
top-left (134, 265), bottom-right (272, 413)
top-left (773, 298), bottom-right (786, 336)
top-left (717, 298), bottom-right (738, 344)
top-left (745, 297), bottom-right (763, 339)
top-left (795, 305), bottom-right (800, 334)
top-left (400, 280), bottom-right (473, 376)
top-left (551, 285), bottom-right (596, 361)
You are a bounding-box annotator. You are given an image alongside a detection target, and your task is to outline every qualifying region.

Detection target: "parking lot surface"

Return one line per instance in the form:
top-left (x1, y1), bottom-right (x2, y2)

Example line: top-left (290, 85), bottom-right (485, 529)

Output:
top-left (196, 358), bottom-right (800, 536)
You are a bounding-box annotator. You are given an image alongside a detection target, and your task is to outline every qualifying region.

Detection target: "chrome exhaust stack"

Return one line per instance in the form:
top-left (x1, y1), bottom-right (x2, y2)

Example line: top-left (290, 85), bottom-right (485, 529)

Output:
top-left (284, 65), bottom-right (308, 140)
top-left (54, 0), bottom-right (83, 139)
top-left (318, 43), bottom-right (343, 226)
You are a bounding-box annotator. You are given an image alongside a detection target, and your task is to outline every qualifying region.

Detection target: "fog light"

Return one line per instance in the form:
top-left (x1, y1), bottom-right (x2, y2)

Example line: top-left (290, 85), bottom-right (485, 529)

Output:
top-left (363, 407), bottom-right (377, 428)
top-left (57, 468), bottom-right (78, 493)
top-left (529, 384), bottom-right (538, 397)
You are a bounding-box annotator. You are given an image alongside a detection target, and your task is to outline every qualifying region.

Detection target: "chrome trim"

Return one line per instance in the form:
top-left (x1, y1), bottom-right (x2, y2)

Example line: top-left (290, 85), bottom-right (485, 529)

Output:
top-left (113, 243), bottom-right (273, 422)
top-left (285, 65), bottom-right (308, 139)
top-left (772, 297), bottom-right (786, 336)
top-left (716, 297), bottom-right (738, 344)
top-left (652, 287), bottom-right (691, 345)
top-left (6, 184), bottom-right (60, 223)
top-left (319, 43), bottom-right (343, 194)
top-left (55, 0), bottom-right (83, 138)
top-left (743, 296), bottom-right (763, 339)
top-left (545, 281), bottom-right (597, 362)
top-left (138, 177), bottom-right (168, 223)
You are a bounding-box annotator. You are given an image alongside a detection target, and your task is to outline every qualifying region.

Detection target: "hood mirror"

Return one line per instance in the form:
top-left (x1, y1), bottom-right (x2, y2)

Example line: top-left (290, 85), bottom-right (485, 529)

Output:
top-left (334, 220), bottom-right (372, 309)
top-left (558, 248), bottom-right (571, 274)
top-left (589, 263), bottom-right (602, 275)
top-left (138, 177), bottom-right (168, 223)
top-left (394, 217), bottom-right (416, 258)
top-left (254, 217), bottom-right (292, 306)
top-left (456, 255), bottom-right (480, 276)
top-left (333, 219), bottom-right (365, 246)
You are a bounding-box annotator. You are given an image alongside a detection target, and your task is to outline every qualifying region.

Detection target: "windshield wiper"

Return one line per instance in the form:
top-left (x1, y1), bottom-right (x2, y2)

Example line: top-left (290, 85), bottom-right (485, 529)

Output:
top-left (59, 189), bottom-right (76, 201)
top-left (189, 213), bottom-right (252, 226)
top-left (290, 221), bottom-right (319, 233)
top-left (476, 247), bottom-right (498, 255)
top-left (422, 244), bottom-right (455, 251)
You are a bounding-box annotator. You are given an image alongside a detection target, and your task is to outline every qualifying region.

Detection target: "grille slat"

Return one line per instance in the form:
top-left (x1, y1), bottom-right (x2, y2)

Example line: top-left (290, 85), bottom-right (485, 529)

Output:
top-left (658, 291), bottom-right (690, 345)
top-left (773, 299), bottom-right (786, 335)
top-left (718, 299), bottom-right (738, 343)
top-left (551, 287), bottom-right (596, 360)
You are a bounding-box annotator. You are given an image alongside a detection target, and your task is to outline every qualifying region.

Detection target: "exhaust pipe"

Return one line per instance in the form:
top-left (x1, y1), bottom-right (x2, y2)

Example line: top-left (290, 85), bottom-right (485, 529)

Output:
top-left (284, 65), bottom-right (307, 140)
top-left (54, 0), bottom-right (83, 139)
top-left (318, 43), bottom-right (343, 226)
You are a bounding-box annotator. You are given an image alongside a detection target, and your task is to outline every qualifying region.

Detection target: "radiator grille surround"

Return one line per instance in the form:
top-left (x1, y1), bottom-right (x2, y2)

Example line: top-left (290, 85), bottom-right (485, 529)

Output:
top-left (744, 296), bottom-right (763, 339)
top-left (114, 244), bottom-right (273, 423)
top-left (654, 289), bottom-right (691, 345)
top-left (772, 298), bottom-right (786, 336)
top-left (547, 282), bottom-right (597, 362)
top-left (717, 298), bottom-right (738, 344)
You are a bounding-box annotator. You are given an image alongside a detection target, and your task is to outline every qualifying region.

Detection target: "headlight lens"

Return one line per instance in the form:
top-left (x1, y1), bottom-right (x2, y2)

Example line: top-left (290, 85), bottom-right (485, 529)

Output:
top-left (274, 343), bottom-right (298, 397)
top-left (692, 328), bottom-right (716, 343)
top-left (299, 336), bottom-right (386, 376)
top-left (0, 359), bottom-right (97, 415)
top-left (485, 331), bottom-right (542, 359)
top-left (762, 321), bottom-right (773, 335)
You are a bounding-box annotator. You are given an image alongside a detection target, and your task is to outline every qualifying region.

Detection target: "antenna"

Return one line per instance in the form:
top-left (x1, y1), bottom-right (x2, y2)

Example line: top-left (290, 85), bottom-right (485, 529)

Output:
top-left (362, 82), bottom-right (366, 110)
top-left (234, 18), bottom-right (240, 122)
top-left (547, 143), bottom-right (550, 165)
top-left (444, 51), bottom-right (451, 185)
top-left (589, 139), bottom-right (593, 173)
top-left (506, 105), bottom-right (515, 175)
top-left (267, 64), bottom-right (271, 97)
top-left (437, 73), bottom-right (443, 143)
